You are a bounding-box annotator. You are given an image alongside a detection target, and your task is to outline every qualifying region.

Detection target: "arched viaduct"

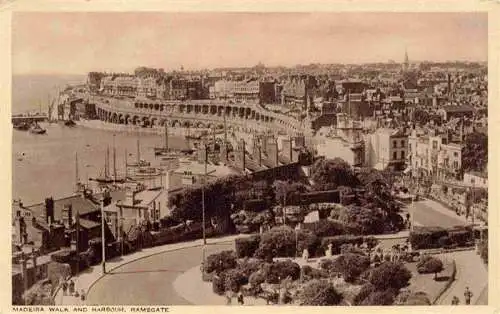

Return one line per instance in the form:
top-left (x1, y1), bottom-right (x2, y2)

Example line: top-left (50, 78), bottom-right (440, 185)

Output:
top-left (92, 97), bottom-right (304, 135)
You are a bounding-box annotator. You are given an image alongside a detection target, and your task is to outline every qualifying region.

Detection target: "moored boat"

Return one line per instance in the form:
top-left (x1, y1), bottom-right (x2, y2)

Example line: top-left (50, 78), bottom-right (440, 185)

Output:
top-left (64, 119), bottom-right (76, 127)
top-left (29, 123), bottom-right (47, 134)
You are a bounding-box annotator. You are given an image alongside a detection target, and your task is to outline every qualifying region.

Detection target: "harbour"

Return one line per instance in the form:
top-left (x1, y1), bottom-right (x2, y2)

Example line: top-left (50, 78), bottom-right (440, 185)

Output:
top-left (12, 121), bottom-right (190, 206)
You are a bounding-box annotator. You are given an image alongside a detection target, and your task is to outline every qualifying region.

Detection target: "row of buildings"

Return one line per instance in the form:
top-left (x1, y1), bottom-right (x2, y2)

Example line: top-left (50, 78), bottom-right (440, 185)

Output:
top-left (315, 113), bottom-right (470, 181)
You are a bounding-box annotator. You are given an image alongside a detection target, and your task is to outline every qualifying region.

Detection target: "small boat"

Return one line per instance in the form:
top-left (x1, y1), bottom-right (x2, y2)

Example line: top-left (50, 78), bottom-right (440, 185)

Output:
top-left (29, 123), bottom-right (47, 134)
top-left (126, 159), bottom-right (151, 168)
top-left (64, 120), bottom-right (76, 127)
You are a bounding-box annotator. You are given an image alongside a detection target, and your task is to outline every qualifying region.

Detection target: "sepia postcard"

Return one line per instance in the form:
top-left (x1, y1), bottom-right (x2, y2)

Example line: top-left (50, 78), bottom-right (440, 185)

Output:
top-left (0, 1), bottom-right (498, 313)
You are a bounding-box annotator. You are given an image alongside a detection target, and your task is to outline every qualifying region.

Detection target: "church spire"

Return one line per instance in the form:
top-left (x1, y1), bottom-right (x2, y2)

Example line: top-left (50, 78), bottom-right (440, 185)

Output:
top-left (403, 48), bottom-right (409, 71)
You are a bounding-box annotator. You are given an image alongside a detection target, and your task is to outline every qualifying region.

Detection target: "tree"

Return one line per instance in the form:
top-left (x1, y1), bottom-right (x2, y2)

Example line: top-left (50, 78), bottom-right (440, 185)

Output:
top-left (367, 262), bottom-right (412, 291)
top-left (462, 132), bottom-right (488, 173)
top-left (300, 279), bottom-right (343, 305)
top-left (332, 253), bottom-right (371, 283)
top-left (417, 256), bottom-right (444, 280)
top-left (310, 158), bottom-right (359, 190)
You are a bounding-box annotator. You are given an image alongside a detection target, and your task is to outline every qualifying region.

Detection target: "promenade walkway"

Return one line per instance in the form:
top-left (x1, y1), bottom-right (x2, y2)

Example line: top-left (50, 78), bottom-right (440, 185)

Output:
top-left (55, 235), bottom-right (247, 305)
top-left (436, 250), bottom-right (488, 305)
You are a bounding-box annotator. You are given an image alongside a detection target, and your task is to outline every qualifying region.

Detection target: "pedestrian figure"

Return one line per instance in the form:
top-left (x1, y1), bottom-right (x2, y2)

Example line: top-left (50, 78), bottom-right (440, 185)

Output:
top-left (62, 280), bottom-right (68, 296)
top-left (225, 291), bottom-right (232, 305)
top-left (69, 280), bottom-right (75, 295)
top-left (237, 292), bottom-right (244, 305)
top-left (464, 287), bottom-right (473, 305)
top-left (452, 296), bottom-right (460, 305)
top-left (80, 290), bottom-right (86, 302)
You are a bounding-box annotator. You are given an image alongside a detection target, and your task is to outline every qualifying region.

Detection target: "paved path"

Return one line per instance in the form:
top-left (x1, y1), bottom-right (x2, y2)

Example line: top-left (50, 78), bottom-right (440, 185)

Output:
top-left (412, 199), bottom-right (469, 228)
top-left (436, 250), bottom-right (488, 305)
top-left (55, 235), bottom-right (246, 305)
top-left (173, 265), bottom-right (268, 305)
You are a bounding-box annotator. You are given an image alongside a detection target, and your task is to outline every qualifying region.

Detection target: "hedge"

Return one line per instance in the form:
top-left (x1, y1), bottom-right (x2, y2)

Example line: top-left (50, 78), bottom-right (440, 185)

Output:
top-left (302, 220), bottom-right (346, 237)
top-left (320, 235), bottom-right (365, 255)
top-left (409, 226), bottom-right (474, 250)
top-left (235, 235), bottom-right (261, 258)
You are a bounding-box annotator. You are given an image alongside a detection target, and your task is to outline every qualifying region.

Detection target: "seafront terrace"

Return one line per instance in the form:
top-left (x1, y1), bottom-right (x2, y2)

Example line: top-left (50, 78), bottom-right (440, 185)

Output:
top-left (87, 94), bottom-right (305, 135)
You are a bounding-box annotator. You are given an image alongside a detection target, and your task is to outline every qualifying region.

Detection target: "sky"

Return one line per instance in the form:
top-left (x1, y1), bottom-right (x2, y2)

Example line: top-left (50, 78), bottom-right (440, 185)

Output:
top-left (12, 12), bottom-right (488, 75)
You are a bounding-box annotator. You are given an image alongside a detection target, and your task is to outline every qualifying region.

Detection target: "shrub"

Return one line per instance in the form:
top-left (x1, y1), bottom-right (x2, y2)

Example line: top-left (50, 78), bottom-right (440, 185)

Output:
top-left (224, 269), bottom-right (248, 292)
top-left (212, 273), bottom-right (226, 295)
top-left (262, 260), bottom-right (301, 284)
top-left (438, 236), bottom-right (451, 248)
top-left (409, 226), bottom-right (448, 250)
top-left (354, 283), bottom-right (376, 305)
top-left (321, 235), bottom-right (365, 255)
top-left (417, 256), bottom-right (444, 280)
top-left (254, 226), bottom-right (296, 260)
top-left (236, 258), bottom-right (264, 277)
top-left (301, 265), bottom-right (328, 281)
top-left (235, 235), bottom-right (261, 258)
top-left (367, 262), bottom-right (412, 291)
top-left (248, 270), bottom-right (266, 287)
top-left (296, 229), bottom-right (320, 257)
top-left (204, 250), bottom-right (237, 274)
top-left (448, 230), bottom-right (473, 247)
top-left (303, 219), bottom-right (346, 237)
top-left (360, 289), bottom-right (397, 305)
top-left (300, 279), bottom-right (343, 305)
top-left (331, 253), bottom-right (371, 283)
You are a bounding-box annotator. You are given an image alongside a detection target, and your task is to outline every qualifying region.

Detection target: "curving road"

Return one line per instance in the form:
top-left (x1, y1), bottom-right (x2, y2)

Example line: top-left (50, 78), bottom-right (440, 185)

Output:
top-left (85, 243), bottom-right (233, 305)
top-left (412, 200), bottom-right (467, 228)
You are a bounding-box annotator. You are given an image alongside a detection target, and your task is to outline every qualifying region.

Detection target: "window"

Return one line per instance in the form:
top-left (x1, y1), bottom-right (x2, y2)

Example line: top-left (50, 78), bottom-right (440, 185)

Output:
top-left (401, 150), bottom-right (405, 160)
top-left (432, 141), bottom-right (438, 150)
top-left (393, 141), bottom-right (397, 148)
top-left (400, 140), bottom-right (405, 148)
top-left (393, 151), bottom-right (398, 160)
top-left (454, 152), bottom-right (458, 157)
top-left (453, 161), bottom-right (458, 169)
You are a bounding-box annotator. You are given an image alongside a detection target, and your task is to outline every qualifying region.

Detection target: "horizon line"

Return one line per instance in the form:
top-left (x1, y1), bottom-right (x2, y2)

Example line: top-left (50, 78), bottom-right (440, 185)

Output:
top-left (12, 59), bottom-right (488, 76)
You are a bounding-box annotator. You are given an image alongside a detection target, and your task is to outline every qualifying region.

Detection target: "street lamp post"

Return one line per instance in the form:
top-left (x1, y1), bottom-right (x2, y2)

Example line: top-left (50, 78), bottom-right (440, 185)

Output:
top-left (101, 198), bottom-right (106, 275)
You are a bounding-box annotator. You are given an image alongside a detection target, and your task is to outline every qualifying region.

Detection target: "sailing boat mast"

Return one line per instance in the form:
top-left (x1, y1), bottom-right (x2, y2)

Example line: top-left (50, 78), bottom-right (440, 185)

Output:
top-left (75, 152), bottom-right (79, 191)
top-left (105, 146), bottom-right (110, 178)
top-left (113, 134), bottom-right (117, 183)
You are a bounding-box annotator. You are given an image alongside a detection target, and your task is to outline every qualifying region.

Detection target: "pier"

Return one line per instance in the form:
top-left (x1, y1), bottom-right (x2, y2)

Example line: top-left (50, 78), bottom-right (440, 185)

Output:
top-left (12, 114), bottom-right (48, 125)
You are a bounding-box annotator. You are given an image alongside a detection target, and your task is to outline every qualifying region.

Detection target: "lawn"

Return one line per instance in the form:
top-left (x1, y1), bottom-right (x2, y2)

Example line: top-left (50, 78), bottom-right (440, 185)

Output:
top-left (405, 259), bottom-right (455, 304)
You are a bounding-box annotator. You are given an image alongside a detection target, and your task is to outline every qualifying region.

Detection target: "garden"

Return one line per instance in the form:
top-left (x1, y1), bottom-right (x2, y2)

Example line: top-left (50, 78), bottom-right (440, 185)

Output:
top-left (198, 225), bottom-right (455, 306)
